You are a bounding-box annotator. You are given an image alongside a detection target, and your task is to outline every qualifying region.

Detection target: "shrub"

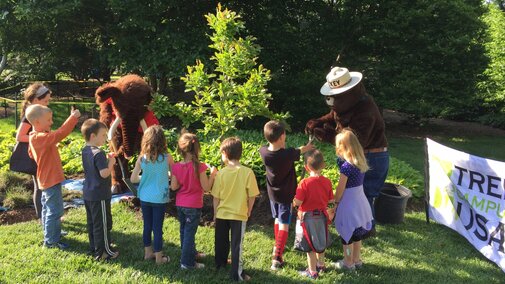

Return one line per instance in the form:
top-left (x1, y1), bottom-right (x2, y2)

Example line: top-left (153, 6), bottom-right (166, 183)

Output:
top-left (190, 130), bottom-right (424, 199)
top-left (387, 157), bottom-right (424, 198)
top-left (158, 4), bottom-right (289, 138)
top-left (0, 123), bottom-right (425, 200)
top-left (59, 136), bottom-right (86, 174)
top-left (3, 185), bottom-right (31, 209)
top-left (0, 132), bottom-right (16, 172)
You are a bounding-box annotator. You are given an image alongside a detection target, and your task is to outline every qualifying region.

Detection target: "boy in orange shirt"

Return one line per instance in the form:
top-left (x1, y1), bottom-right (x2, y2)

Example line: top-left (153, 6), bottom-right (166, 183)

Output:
top-left (26, 104), bottom-right (81, 249)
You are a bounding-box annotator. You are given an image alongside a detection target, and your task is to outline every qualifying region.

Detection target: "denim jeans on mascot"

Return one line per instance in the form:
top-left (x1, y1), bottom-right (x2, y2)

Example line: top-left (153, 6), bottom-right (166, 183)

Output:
top-left (41, 183), bottom-right (64, 245)
top-left (178, 207), bottom-right (202, 267)
top-left (364, 151), bottom-right (390, 219)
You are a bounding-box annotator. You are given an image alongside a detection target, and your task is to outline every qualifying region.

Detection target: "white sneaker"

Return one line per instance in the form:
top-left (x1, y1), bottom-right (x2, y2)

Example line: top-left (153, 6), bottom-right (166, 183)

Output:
top-left (270, 259), bottom-right (284, 271)
top-left (331, 260), bottom-right (355, 271)
top-left (181, 262), bottom-right (205, 269)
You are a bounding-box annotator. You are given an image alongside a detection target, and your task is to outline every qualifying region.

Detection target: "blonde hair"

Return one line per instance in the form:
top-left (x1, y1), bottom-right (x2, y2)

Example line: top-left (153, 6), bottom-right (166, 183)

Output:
top-left (25, 105), bottom-right (52, 125)
top-left (335, 128), bottom-right (369, 173)
top-left (21, 83), bottom-right (51, 119)
top-left (140, 125), bottom-right (168, 162)
top-left (177, 132), bottom-right (201, 178)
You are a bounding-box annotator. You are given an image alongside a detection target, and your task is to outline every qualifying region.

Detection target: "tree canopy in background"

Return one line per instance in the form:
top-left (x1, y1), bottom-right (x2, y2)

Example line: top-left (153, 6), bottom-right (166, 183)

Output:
top-left (478, 3), bottom-right (505, 127)
top-left (1, 1), bottom-right (505, 129)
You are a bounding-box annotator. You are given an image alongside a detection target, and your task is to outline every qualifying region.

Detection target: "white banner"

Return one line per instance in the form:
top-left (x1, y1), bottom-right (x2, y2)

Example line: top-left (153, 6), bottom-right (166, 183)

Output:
top-left (426, 138), bottom-right (505, 273)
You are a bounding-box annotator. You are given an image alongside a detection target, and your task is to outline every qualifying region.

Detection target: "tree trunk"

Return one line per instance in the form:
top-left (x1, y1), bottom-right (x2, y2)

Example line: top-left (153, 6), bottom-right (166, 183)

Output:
top-left (159, 76), bottom-right (168, 95)
top-left (0, 54), bottom-right (7, 75)
top-left (149, 74), bottom-right (158, 92)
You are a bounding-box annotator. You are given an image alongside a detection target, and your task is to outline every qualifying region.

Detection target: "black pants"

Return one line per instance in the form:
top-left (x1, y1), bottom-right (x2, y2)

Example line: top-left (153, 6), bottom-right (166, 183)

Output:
top-left (85, 199), bottom-right (114, 257)
top-left (32, 175), bottom-right (42, 219)
top-left (215, 218), bottom-right (247, 281)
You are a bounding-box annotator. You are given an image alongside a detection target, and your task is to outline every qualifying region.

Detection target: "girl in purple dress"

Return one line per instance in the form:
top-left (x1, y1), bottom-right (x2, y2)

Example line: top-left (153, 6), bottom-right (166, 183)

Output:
top-left (332, 128), bottom-right (374, 270)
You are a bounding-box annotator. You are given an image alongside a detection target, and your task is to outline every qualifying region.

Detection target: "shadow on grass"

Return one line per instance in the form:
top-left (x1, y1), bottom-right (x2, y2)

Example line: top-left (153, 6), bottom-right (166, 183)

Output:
top-left (365, 214), bottom-right (503, 282)
top-left (60, 213), bottom-right (302, 283)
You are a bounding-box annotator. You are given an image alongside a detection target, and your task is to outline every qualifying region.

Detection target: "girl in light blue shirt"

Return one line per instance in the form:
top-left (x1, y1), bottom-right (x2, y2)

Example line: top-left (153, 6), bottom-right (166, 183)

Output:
top-left (131, 125), bottom-right (174, 265)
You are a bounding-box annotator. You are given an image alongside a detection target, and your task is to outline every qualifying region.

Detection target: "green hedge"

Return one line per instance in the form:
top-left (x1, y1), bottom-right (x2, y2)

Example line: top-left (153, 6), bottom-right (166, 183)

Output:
top-left (0, 128), bottom-right (425, 199)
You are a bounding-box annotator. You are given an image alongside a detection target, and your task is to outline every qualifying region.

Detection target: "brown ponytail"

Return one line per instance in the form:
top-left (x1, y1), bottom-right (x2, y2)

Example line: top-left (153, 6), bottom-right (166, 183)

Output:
top-left (177, 133), bottom-right (202, 180)
top-left (20, 83), bottom-right (51, 120)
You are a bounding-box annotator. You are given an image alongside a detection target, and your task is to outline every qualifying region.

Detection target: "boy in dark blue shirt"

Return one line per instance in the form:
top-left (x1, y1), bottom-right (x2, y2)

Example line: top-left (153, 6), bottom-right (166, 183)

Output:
top-left (259, 120), bottom-right (314, 270)
top-left (81, 118), bottom-right (118, 260)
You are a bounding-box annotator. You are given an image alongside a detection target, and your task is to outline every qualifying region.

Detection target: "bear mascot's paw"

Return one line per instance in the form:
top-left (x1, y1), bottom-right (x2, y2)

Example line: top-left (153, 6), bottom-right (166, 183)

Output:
top-left (305, 118), bottom-right (337, 145)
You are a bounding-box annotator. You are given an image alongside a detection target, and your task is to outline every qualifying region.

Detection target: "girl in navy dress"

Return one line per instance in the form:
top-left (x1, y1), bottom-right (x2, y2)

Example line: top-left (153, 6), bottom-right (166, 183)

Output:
top-left (333, 128), bottom-right (374, 270)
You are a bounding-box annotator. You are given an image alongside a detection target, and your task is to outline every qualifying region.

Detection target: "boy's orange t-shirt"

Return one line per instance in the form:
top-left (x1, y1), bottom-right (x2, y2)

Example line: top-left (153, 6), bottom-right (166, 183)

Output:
top-left (29, 116), bottom-right (78, 190)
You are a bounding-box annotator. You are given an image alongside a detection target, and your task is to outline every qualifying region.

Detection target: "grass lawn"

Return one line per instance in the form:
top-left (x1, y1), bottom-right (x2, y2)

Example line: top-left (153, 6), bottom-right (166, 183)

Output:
top-left (0, 203), bottom-right (503, 283)
top-left (388, 135), bottom-right (505, 175)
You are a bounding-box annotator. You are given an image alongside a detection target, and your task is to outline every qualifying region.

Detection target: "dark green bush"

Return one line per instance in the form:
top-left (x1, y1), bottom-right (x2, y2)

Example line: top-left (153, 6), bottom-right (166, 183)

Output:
top-left (0, 126), bottom-right (425, 200)
top-left (387, 157), bottom-right (424, 198)
top-left (197, 130), bottom-right (424, 199)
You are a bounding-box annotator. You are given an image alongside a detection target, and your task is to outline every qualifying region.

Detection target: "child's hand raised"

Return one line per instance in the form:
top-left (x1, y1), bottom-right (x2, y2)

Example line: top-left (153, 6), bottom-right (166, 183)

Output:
top-left (299, 142), bottom-right (315, 154)
top-left (71, 106), bottom-right (81, 118)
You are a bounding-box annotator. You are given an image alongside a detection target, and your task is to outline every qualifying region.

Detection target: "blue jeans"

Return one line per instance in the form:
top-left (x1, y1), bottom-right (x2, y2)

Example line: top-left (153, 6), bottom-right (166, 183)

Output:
top-left (177, 207), bottom-right (202, 267)
top-left (141, 201), bottom-right (166, 252)
top-left (364, 151), bottom-right (390, 218)
top-left (41, 184), bottom-right (64, 245)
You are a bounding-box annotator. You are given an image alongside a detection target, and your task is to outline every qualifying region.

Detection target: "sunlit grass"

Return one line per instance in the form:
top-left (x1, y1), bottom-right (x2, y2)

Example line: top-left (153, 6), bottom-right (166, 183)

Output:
top-left (0, 205), bottom-right (503, 283)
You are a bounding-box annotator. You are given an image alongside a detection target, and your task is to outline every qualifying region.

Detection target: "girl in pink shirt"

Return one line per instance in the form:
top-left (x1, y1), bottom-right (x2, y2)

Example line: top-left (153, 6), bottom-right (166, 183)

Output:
top-left (171, 133), bottom-right (217, 269)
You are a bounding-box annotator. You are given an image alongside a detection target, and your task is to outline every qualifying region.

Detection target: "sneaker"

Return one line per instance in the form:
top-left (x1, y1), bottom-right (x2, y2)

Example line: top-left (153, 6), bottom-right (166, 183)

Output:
top-left (299, 269), bottom-right (318, 279)
top-left (270, 259), bottom-right (284, 271)
top-left (354, 260), bottom-right (363, 269)
top-left (330, 260), bottom-right (355, 271)
top-left (181, 262), bottom-right (205, 269)
top-left (96, 251), bottom-right (119, 262)
top-left (44, 241), bottom-right (69, 250)
top-left (241, 273), bottom-right (252, 281)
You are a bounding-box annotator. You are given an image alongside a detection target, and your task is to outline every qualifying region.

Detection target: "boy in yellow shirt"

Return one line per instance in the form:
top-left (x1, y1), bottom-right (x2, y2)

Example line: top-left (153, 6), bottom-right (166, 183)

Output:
top-left (211, 137), bottom-right (259, 281)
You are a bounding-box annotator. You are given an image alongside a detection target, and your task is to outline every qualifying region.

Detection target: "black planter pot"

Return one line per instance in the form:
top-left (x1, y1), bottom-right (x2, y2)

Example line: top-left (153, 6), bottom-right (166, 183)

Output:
top-left (374, 183), bottom-right (412, 224)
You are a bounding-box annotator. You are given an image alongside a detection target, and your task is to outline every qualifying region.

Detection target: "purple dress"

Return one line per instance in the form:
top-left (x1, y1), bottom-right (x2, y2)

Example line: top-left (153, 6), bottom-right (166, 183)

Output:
top-left (334, 160), bottom-right (373, 243)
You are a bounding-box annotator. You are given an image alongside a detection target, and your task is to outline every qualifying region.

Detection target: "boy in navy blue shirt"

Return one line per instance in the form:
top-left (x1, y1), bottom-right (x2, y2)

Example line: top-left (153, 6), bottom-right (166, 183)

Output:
top-left (259, 120), bottom-right (314, 270)
top-left (81, 118), bottom-right (118, 260)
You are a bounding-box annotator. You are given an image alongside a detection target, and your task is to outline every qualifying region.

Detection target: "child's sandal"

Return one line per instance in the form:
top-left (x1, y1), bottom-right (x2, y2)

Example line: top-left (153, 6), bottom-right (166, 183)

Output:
top-left (195, 252), bottom-right (207, 260)
top-left (156, 255), bottom-right (170, 265)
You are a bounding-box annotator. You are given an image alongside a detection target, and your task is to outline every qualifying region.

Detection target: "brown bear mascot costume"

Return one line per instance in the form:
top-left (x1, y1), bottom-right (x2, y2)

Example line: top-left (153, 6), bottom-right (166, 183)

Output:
top-left (95, 74), bottom-right (159, 194)
top-left (305, 67), bottom-right (389, 219)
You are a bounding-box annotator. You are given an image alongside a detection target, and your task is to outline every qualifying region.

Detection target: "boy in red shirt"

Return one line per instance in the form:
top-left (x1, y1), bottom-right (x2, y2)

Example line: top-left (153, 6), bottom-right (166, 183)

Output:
top-left (293, 149), bottom-right (334, 279)
top-left (26, 104), bottom-right (81, 249)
